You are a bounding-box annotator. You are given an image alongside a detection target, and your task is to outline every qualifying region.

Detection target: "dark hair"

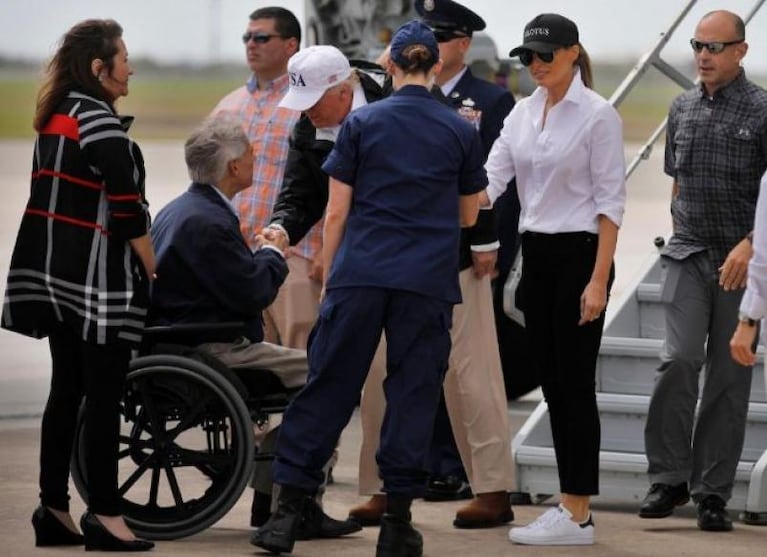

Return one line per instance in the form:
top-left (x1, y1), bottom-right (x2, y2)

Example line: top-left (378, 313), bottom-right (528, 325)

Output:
top-left (575, 43), bottom-right (593, 89)
top-left (249, 7), bottom-right (301, 43)
top-left (34, 19), bottom-right (123, 131)
top-left (395, 45), bottom-right (437, 74)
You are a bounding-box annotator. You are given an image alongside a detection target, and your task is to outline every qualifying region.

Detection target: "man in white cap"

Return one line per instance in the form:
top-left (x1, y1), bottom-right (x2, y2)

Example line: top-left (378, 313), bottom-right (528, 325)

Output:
top-left (267, 45), bottom-right (388, 244)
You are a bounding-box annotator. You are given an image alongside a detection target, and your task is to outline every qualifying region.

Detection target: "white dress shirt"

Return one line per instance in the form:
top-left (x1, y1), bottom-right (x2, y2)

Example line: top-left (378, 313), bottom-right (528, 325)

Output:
top-left (485, 70), bottom-right (626, 234)
top-left (739, 172), bottom-right (767, 335)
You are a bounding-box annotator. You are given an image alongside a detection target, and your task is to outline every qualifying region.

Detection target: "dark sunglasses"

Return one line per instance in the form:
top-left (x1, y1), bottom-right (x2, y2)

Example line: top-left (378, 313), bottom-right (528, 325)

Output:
top-left (433, 30), bottom-right (468, 43)
top-left (689, 38), bottom-right (744, 54)
top-left (242, 31), bottom-right (282, 44)
top-left (518, 50), bottom-right (556, 66)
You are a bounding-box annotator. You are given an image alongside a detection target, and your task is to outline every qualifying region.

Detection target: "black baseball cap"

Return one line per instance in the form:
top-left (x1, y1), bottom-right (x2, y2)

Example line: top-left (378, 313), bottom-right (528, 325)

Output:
top-left (509, 13), bottom-right (579, 57)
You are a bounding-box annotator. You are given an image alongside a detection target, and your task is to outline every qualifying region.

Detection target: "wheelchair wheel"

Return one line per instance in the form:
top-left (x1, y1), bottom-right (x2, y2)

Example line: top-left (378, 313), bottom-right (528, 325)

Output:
top-left (71, 354), bottom-right (255, 540)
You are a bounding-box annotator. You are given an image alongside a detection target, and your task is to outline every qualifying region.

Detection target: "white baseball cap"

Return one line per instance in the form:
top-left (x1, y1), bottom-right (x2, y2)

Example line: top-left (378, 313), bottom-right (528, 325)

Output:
top-left (278, 45), bottom-right (352, 111)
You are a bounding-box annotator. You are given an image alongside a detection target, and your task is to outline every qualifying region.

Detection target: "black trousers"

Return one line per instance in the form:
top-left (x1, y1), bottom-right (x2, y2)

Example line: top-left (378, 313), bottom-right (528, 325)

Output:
top-left (40, 324), bottom-right (130, 515)
top-left (520, 231), bottom-right (613, 495)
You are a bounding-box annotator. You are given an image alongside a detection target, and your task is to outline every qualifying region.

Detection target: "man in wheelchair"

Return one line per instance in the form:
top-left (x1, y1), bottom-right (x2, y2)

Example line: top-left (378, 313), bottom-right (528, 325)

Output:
top-left (149, 114), bottom-right (360, 540)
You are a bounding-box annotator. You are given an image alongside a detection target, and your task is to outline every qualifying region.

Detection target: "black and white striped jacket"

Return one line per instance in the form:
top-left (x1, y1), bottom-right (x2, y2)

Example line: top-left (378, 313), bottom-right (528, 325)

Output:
top-left (2, 91), bottom-right (151, 347)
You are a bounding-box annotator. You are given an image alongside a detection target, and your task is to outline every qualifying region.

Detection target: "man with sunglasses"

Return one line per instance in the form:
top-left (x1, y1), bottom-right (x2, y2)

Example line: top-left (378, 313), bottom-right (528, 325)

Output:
top-left (640, 10), bottom-right (767, 532)
top-left (212, 8), bottom-right (323, 360)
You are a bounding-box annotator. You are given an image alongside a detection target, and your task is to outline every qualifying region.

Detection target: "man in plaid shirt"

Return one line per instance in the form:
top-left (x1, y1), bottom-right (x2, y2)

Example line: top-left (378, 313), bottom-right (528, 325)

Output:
top-left (213, 7), bottom-right (323, 352)
top-left (640, 10), bottom-right (767, 532)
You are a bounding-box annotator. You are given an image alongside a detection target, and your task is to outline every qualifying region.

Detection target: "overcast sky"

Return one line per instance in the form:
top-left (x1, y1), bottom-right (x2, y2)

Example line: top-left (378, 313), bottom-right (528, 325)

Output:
top-left (1, 0), bottom-right (766, 73)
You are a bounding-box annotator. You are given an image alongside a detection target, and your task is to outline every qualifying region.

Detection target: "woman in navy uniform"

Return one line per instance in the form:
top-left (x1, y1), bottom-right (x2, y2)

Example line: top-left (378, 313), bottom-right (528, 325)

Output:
top-left (252, 20), bottom-right (485, 557)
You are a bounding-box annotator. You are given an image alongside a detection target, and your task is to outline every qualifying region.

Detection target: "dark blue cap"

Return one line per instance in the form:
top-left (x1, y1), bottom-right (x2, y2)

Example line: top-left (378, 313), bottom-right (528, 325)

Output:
top-left (390, 20), bottom-right (440, 68)
top-left (415, 0), bottom-right (485, 36)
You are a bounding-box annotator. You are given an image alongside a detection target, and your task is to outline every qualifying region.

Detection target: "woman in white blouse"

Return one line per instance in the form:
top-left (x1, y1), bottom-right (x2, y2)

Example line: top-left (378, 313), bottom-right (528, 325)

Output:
top-left (481, 13), bottom-right (626, 546)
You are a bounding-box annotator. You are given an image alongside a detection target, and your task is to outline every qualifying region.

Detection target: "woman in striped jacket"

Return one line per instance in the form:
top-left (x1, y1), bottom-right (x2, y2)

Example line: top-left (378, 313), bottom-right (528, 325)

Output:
top-left (2, 19), bottom-right (155, 551)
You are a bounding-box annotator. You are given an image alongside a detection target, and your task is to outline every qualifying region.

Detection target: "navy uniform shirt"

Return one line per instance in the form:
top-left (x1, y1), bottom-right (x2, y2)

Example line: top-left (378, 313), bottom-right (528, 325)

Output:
top-left (322, 84), bottom-right (487, 304)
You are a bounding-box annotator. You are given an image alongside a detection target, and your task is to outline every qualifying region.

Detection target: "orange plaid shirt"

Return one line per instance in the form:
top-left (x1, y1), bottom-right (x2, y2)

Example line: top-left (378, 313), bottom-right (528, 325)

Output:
top-left (213, 74), bottom-right (322, 260)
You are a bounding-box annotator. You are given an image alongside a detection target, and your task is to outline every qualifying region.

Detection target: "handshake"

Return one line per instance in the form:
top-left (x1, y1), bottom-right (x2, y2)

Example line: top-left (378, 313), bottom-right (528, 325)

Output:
top-left (255, 225), bottom-right (290, 254)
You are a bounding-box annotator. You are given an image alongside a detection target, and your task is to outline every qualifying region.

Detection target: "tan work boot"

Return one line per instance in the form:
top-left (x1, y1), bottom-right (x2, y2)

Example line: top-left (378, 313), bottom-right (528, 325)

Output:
top-left (348, 494), bottom-right (387, 526)
top-left (453, 491), bottom-right (514, 529)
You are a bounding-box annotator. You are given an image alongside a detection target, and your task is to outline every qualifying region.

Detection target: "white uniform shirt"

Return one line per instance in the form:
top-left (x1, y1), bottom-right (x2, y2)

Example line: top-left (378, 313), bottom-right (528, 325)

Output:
top-left (485, 71), bottom-right (626, 234)
top-left (739, 171), bottom-right (767, 332)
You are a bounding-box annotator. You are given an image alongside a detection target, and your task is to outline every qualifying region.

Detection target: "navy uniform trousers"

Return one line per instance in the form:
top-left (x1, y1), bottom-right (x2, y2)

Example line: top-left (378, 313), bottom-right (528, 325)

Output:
top-left (273, 286), bottom-right (452, 495)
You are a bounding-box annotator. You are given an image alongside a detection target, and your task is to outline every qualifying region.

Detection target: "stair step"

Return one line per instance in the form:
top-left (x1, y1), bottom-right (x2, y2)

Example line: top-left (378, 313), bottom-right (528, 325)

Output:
top-left (514, 445), bottom-right (755, 509)
top-left (515, 395), bottom-right (767, 462)
top-left (597, 336), bottom-right (766, 402)
top-left (636, 282), bottom-right (662, 302)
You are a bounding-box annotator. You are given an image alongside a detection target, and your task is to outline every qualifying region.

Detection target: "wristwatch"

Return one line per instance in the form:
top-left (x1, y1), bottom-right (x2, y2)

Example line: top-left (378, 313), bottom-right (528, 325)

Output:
top-left (738, 312), bottom-right (758, 327)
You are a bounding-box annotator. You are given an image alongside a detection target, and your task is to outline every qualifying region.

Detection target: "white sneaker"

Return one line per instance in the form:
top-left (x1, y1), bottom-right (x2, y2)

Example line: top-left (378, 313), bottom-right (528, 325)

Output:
top-left (508, 504), bottom-right (594, 545)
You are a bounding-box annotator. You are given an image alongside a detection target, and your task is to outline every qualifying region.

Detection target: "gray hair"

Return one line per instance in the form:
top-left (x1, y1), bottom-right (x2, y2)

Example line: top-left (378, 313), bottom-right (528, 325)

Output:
top-left (184, 114), bottom-right (250, 185)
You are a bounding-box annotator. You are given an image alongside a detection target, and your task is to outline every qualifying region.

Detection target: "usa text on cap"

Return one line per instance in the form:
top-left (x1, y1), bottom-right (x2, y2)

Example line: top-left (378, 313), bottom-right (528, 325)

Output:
top-left (278, 45), bottom-right (352, 112)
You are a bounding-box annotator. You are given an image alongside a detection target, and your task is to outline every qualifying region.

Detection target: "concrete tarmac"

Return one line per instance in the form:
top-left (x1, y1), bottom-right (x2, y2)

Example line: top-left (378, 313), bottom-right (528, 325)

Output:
top-left (2, 407), bottom-right (766, 557)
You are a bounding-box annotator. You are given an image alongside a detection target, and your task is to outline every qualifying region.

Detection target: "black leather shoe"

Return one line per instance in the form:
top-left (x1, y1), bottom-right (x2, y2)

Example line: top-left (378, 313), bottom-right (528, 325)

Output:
top-left (423, 475), bottom-right (472, 502)
top-left (31, 506), bottom-right (84, 547)
top-left (296, 498), bottom-right (362, 540)
top-left (251, 488), bottom-right (307, 554)
top-left (638, 483), bottom-right (690, 518)
top-left (697, 495), bottom-right (733, 532)
top-left (80, 512), bottom-right (154, 552)
top-left (376, 513), bottom-right (423, 557)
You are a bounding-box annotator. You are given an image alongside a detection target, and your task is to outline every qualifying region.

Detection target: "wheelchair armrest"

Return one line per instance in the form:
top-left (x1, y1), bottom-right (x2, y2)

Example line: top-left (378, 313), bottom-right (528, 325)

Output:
top-left (143, 322), bottom-right (246, 345)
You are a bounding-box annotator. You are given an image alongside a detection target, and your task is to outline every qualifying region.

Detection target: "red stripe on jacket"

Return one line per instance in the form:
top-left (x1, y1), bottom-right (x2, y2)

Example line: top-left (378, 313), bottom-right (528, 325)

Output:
top-left (32, 169), bottom-right (103, 191)
top-left (40, 114), bottom-right (80, 142)
top-left (106, 193), bottom-right (140, 201)
top-left (24, 208), bottom-right (109, 234)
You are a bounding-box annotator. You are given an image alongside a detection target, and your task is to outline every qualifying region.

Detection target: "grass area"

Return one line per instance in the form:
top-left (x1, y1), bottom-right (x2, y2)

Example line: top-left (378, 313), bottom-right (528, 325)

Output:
top-left (0, 73), bottom-right (244, 140)
top-left (2, 66), bottom-right (763, 143)
top-left (0, 78), bottom-right (38, 138)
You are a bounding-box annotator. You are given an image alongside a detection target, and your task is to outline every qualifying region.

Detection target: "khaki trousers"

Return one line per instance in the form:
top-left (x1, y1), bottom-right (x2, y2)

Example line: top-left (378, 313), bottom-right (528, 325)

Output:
top-left (263, 255), bottom-right (322, 351)
top-left (358, 269), bottom-right (514, 494)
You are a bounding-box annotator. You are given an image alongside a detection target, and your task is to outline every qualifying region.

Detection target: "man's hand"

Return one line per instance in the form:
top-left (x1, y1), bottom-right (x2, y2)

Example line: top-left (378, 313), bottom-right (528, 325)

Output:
top-left (258, 227), bottom-right (289, 253)
top-left (718, 238), bottom-right (753, 291)
top-left (730, 321), bottom-right (758, 366)
top-left (309, 252), bottom-right (323, 283)
top-left (471, 250), bottom-right (498, 279)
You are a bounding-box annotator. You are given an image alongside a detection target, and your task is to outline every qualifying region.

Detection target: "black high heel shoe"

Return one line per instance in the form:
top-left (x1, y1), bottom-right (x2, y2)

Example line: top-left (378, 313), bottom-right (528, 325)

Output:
top-left (31, 505), bottom-right (85, 547)
top-left (80, 512), bottom-right (154, 552)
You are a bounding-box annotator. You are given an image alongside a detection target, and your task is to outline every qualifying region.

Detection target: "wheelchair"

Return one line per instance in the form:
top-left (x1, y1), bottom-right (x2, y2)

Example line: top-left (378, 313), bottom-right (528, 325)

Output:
top-left (70, 323), bottom-right (299, 540)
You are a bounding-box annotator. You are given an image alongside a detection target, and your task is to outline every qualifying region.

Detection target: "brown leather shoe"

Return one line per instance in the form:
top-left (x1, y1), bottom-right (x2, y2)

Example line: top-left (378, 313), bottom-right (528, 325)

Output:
top-left (453, 491), bottom-right (514, 529)
top-left (348, 494), bottom-right (387, 526)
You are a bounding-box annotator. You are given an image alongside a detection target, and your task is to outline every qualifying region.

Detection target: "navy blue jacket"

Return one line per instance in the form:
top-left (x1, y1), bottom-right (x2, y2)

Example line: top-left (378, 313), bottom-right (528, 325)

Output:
top-left (150, 182), bottom-right (288, 343)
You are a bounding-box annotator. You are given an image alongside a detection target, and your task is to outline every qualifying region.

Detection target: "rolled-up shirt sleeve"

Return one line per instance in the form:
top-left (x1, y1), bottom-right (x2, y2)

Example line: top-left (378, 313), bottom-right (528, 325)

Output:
top-left (590, 104), bottom-right (626, 228)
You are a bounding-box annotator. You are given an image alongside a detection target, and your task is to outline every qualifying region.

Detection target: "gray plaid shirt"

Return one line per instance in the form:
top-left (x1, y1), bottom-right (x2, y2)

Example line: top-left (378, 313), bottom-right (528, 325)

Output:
top-left (663, 70), bottom-right (767, 268)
